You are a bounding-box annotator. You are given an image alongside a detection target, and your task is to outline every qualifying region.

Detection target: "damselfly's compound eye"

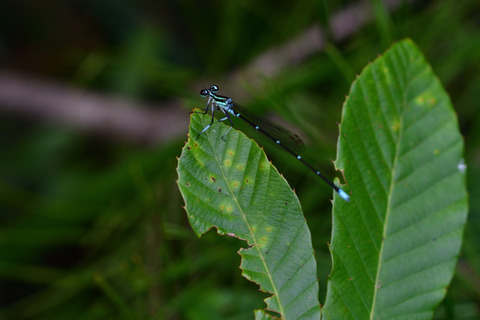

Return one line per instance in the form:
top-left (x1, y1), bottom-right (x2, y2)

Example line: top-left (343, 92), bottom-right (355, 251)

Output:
top-left (210, 85), bottom-right (219, 92)
top-left (200, 89), bottom-right (208, 97)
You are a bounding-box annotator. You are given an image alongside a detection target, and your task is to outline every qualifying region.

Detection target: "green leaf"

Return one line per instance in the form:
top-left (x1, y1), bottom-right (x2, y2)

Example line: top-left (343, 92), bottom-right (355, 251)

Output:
top-left (177, 112), bottom-right (321, 319)
top-left (324, 39), bottom-right (469, 319)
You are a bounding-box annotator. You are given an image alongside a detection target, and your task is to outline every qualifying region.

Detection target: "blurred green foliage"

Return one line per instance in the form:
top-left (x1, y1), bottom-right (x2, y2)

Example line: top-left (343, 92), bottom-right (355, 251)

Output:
top-left (0, 0), bottom-right (479, 319)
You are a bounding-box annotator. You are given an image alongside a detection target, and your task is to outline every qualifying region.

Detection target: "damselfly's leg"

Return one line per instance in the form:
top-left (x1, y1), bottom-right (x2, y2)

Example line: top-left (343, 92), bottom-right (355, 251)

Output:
top-left (219, 108), bottom-right (235, 141)
top-left (197, 100), bottom-right (216, 139)
top-left (191, 96), bottom-right (213, 115)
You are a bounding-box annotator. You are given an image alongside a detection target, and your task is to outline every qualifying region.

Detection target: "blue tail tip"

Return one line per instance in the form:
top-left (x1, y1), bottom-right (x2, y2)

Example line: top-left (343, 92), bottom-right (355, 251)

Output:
top-left (338, 189), bottom-right (350, 202)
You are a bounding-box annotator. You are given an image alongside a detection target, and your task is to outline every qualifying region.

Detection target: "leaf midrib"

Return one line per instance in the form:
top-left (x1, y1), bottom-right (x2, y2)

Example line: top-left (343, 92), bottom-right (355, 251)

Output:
top-left (369, 56), bottom-right (408, 320)
top-left (203, 122), bottom-right (286, 317)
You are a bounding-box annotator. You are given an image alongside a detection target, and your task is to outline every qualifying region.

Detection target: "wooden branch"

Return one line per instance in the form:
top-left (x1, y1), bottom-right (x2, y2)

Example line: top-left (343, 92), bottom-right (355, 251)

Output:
top-left (0, 71), bottom-right (188, 145)
top-left (0, 0), bottom-right (417, 145)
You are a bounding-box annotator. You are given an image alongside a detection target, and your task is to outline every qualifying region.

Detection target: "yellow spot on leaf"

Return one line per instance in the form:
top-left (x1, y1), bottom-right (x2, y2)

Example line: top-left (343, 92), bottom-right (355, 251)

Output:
top-left (230, 180), bottom-right (241, 189)
top-left (416, 96), bottom-right (425, 104)
top-left (391, 119), bottom-right (401, 131)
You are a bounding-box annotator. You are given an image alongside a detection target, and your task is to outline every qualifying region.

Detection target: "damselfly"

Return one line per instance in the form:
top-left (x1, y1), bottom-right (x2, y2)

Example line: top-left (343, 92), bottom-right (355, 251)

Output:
top-left (194, 85), bottom-right (350, 202)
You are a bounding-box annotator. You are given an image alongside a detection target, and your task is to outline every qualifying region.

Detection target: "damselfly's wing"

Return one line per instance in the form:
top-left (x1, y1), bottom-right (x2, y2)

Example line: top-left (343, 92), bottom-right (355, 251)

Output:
top-left (229, 101), bottom-right (305, 154)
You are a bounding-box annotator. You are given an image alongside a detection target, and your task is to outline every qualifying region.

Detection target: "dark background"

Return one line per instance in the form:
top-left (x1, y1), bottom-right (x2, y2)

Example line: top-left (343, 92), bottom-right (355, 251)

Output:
top-left (0, 0), bottom-right (479, 319)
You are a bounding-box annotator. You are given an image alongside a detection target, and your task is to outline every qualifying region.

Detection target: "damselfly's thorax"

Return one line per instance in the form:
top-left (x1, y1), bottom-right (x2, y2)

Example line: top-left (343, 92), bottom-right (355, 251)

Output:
top-left (200, 85), bottom-right (233, 109)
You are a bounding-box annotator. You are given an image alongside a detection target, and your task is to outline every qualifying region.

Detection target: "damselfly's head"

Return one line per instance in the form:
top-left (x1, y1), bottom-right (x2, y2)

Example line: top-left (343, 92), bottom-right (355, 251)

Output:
top-left (200, 85), bottom-right (219, 97)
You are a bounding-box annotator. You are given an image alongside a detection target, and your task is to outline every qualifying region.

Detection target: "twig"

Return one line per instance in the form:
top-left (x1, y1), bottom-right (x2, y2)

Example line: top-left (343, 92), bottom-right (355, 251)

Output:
top-left (0, 0), bottom-right (417, 145)
top-left (225, 0), bottom-right (417, 95)
top-left (0, 71), bottom-right (187, 145)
